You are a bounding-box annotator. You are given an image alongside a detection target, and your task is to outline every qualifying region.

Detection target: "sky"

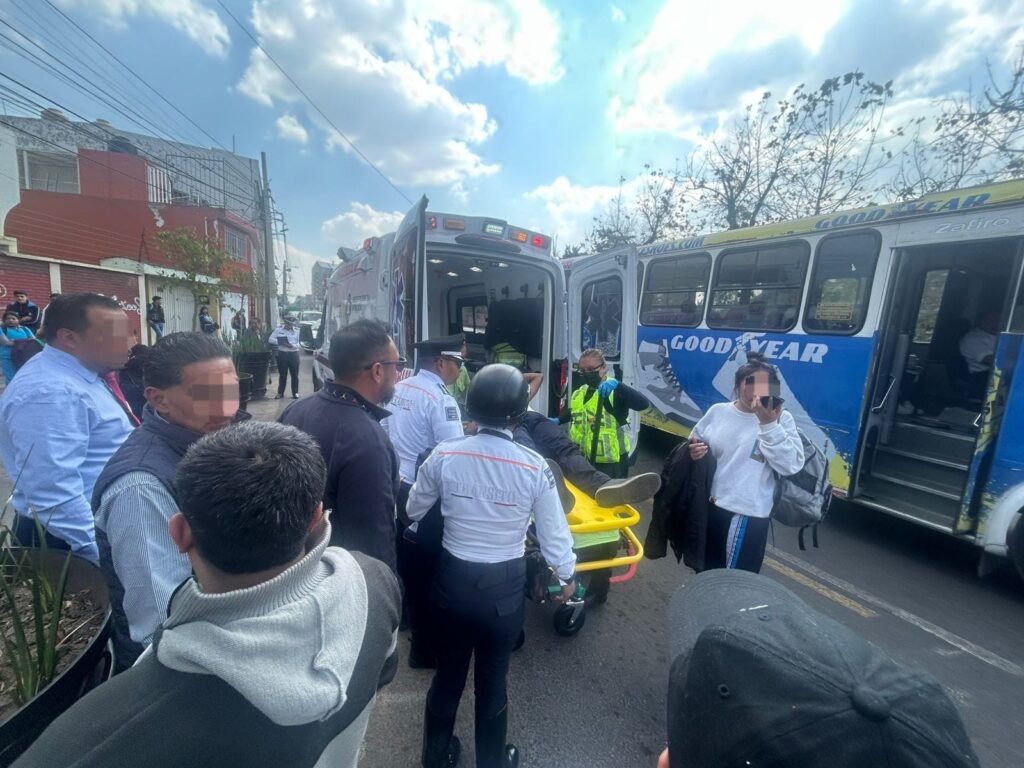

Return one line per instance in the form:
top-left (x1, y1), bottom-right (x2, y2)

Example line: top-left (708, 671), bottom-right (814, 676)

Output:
top-left (1, 0), bottom-right (1022, 297)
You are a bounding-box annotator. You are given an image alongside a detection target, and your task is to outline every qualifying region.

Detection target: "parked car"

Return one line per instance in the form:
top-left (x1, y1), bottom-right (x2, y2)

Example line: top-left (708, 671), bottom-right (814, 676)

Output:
top-left (298, 310), bottom-right (321, 352)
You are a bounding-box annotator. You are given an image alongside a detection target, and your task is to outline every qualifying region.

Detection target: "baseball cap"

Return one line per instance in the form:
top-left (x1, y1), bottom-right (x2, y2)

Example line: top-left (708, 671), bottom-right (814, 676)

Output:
top-left (666, 569), bottom-right (979, 768)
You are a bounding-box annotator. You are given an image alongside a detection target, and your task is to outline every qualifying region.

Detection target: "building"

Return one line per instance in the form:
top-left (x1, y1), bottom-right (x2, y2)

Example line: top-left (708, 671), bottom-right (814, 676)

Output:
top-left (0, 111), bottom-right (273, 342)
top-left (312, 260), bottom-right (334, 306)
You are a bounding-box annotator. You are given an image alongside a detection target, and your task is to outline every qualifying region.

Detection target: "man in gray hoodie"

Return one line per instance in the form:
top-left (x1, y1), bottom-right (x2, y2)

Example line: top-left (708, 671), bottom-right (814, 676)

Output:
top-left (13, 421), bottom-right (401, 768)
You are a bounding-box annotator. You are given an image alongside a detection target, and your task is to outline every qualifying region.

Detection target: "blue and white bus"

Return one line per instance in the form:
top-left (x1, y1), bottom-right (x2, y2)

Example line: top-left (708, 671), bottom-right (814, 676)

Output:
top-left (565, 180), bottom-right (1024, 579)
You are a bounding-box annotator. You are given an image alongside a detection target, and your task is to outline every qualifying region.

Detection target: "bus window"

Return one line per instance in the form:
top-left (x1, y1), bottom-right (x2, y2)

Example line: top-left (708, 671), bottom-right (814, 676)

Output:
top-left (639, 253), bottom-right (710, 327)
top-left (708, 242), bottom-right (809, 331)
top-left (581, 276), bottom-right (623, 359)
top-left (913, 269), bottom-right (950, 343)
top-left (804, 231), bottom-right (881, 334)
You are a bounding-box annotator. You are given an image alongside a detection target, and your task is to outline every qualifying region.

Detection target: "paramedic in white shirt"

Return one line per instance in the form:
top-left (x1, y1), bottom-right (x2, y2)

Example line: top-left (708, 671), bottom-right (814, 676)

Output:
top-left (382, 333), bottom-right (466, 668)
top-left (959, 310), bottom-right (1001, 399)
top-left (407, 363), bottom-right (576, 768)
top-left (688, 353), bottom-right (803, 574)
top-left (268, 313), bottom-right (301, 400)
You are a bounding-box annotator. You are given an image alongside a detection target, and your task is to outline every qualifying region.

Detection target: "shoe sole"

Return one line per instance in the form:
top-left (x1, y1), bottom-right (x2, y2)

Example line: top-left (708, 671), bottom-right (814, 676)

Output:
top-left (595, 472), bottom-right (662, 508)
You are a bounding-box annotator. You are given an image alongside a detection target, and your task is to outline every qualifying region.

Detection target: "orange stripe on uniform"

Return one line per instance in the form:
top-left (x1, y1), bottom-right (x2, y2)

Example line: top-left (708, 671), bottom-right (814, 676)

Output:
top-left (398, 382), bottom-right (438, 402)
top-left (437, 450), bottom-right (539, 471)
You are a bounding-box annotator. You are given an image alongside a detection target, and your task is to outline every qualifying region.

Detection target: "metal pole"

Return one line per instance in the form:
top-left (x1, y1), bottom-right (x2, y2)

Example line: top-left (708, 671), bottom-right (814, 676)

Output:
top-left (260, 152), bottom-right (276, 324)
top-left (281, 226), bottom-right (290, 301)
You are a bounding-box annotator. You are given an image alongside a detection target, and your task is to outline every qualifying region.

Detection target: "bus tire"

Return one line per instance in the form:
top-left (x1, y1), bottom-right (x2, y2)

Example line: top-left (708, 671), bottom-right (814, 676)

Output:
top-left (1007, 510), bottom-right (1024, 582)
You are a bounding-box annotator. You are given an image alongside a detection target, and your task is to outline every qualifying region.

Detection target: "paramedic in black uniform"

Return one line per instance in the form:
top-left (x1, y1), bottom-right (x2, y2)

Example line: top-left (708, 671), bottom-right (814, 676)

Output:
top-left (407, 364), bottom-right (577, 768)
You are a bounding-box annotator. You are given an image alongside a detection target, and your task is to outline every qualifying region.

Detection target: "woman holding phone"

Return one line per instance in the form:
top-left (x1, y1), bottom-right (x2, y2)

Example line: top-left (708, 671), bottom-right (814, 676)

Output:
top-left (688, 352), bottom-right (803, 573)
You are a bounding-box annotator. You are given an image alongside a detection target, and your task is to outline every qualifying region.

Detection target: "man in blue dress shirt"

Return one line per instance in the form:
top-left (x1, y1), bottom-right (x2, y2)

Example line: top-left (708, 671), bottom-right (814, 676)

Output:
top-left (0, 293), bottom-right (134, 562)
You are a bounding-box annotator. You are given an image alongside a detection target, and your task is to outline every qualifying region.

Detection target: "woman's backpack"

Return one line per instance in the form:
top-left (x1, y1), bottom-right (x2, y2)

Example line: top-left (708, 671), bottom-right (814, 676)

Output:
top-left (771, 430), bottom-right (832, 550)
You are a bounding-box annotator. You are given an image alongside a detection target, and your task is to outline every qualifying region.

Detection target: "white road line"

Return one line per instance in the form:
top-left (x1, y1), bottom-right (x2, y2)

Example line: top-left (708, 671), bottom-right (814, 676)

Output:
top-left (767, 546), bottom-right (1024, 678)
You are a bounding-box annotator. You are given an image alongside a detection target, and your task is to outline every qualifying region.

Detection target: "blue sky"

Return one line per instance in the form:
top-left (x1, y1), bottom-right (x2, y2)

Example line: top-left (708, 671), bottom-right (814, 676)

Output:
top-left (1, 0), bottom-right (1022, 296)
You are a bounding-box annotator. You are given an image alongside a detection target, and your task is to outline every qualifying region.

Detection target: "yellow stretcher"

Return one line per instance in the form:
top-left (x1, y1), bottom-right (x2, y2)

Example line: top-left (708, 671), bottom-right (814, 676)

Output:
top-left (531, 480), bottom-right (645, 637)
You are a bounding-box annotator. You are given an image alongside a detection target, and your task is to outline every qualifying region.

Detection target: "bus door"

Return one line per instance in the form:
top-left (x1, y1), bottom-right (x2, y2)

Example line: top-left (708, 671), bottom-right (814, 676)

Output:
top-left (388, 196), bottom-right (428, 364)
top-left (857, 232), bottom-right (1023, 533)
top-left (567, 247), bottom-right (640, 452)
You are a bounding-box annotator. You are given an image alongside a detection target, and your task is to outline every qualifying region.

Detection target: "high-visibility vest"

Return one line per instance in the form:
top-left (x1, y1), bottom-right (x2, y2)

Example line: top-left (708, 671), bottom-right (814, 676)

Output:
top-left (569, 385), bottom-right (630, 465)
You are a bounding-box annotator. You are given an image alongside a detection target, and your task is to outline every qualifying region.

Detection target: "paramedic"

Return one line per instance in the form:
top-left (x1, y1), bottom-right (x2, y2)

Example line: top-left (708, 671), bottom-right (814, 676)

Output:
top-left (569, 348), bottom-right (650, 478)
top-left (408, 364), bottom-right (576, 768)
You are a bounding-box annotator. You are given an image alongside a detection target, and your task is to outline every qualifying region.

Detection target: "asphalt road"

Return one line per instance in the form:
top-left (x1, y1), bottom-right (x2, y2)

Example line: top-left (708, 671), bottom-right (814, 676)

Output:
top-left (363, 427), bottom-right (1024, 768)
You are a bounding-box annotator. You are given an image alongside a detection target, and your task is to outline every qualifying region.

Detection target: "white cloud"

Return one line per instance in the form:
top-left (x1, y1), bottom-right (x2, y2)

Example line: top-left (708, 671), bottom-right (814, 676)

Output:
top-left (610, 0), bottom-right (847, 136)
top-left (234, 0), bottom-right (561, 188)
top-left (280, 243), bottom-right (324, 297)
top-left (610, 5), bottom-right (626, 23)
top-left (275, 113), bottom-right (308, 144)
top-left (321, 202), bottom-right (406, 249)
top-left (58, 0), bottom-right (230, 57)
top-left (526, 175), bottom-right (631, 246)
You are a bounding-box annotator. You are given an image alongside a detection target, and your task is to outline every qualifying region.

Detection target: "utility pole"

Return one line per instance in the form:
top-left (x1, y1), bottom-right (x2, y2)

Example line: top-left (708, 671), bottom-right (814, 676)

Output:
top-left (260, 152), bottom-right (276, 324)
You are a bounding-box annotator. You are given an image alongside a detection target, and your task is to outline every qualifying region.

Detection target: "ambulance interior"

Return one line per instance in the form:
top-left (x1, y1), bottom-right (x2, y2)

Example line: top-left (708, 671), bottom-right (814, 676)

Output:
top-left (423, 251), bottom-right (557, 413)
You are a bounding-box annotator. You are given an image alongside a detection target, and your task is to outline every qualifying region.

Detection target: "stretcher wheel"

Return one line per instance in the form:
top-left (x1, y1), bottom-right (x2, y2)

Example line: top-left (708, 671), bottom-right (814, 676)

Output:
top-left (553, 603), bottom-right (586, 636)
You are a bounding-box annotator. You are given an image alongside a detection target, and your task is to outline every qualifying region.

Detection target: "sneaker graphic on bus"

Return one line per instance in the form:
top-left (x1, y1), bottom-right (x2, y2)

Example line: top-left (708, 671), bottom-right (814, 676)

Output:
top-left (637, 339), bottom-right (703, 425)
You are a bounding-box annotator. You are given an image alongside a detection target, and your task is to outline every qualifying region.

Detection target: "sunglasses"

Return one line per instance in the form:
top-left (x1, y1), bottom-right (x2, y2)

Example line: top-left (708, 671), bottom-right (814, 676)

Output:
top-left (367, 357), bottom-right (407, 371)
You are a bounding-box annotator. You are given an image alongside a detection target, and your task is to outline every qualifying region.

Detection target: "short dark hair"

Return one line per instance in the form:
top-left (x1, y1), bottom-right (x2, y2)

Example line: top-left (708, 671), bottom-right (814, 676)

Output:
top-left (152, 295), bottom-right (163, 302)
top-left (49, 293), bottom-right (60, 300)
top-left (13, 290), bottom-right (26, 296)
top-left (42, 293), bottom-right (121, 343)
top-left (329, 319), bottom-right (393, 381)
top-left (176, 421), bottom-right (327, 574)
top-left (3, 311), bottom-right (18, 321)
top-left (144, 332), bottom-right (231, 389)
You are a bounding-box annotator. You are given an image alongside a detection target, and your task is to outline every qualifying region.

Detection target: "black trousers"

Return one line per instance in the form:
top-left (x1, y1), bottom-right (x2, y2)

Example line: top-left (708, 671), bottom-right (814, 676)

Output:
top-left (427, 551), bottom-right (526, 722)
top-left (397, 482), bottom-right (444, 653)
top-left (13, 514), bottom-right (71, 552)
top-left (276, 352), bottom-right (300, 396)
top-left (704, 504), bottom-right (770, 573)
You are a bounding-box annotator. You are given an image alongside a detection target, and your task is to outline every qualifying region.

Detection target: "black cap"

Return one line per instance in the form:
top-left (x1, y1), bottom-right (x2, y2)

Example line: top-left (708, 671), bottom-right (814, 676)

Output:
top-left (666, 569), bottom-right (979, 768)
top-left (466, 363), bottom-right (529, 427)
top-left (414, 333), bottom-right (465, 362)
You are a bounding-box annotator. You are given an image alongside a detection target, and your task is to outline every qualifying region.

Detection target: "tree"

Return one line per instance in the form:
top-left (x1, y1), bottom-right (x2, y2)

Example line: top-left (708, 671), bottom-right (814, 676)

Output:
top-left (585, 165), bottom-right (693, 251)
top-left (560, 243), bottom-right (586, 259)
top-left (154, 228), bottom-right (257, 331)
top-left (889, 50), bottom-right (1024, 199)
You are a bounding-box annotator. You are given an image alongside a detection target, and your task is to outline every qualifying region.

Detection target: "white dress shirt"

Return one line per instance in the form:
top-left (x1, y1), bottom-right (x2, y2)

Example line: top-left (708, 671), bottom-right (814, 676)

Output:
top-left (269, 325), bottom-right (300, 353)
top-left (382, 369), bottom-right (464, 482)
top-left (407, 429), bottom-right (577, 583)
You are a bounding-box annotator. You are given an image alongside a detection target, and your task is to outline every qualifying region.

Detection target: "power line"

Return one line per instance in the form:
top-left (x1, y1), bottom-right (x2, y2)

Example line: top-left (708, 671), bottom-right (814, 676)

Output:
top-left (0, 19), bottom-right (259, 211)
top-left (214, 0), bottom-right (413, 206)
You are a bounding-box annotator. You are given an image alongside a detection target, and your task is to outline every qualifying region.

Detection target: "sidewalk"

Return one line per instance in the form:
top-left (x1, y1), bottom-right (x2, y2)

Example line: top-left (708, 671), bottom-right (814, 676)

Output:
top-left (0, 353), bottom-right (317, 528)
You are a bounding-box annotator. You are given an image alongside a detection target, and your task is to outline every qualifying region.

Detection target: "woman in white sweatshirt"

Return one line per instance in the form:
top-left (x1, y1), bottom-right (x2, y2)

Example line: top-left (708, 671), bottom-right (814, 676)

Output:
top-left (689, 353), bottom-right (804, 573)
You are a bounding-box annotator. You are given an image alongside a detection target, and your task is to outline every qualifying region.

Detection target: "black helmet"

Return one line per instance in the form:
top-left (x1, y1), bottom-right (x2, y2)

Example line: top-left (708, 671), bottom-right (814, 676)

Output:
top-left (466, 364), bottom-right (529, 427)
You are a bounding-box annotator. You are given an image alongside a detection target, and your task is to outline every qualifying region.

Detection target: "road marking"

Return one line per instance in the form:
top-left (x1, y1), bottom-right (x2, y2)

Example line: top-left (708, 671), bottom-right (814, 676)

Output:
top-left (763, 557), bottom-right (877, 618)
top-left (768, 547), bottom-right (1024, 678)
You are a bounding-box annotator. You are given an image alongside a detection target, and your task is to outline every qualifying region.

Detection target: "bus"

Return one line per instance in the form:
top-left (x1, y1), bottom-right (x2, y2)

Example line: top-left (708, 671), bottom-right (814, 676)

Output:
top-left (314, 197), bottom-right (568, 416)
top-left (565, 179), bottom-right (1024, 579)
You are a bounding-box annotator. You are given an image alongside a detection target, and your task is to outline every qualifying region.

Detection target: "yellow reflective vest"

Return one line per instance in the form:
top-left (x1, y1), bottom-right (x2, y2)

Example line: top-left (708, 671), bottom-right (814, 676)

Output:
top-left (569, 385), bottom-right (630, 465)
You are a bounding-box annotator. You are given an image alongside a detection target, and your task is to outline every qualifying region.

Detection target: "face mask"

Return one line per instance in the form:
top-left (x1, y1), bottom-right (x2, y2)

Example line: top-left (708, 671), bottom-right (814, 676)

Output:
top-left (581, 371), bottom-right (602, 388)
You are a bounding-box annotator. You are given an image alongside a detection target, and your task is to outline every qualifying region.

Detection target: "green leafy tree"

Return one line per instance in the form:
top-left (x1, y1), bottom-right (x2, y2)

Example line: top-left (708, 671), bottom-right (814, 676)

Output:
top-left (154, 228), bottom-right (257, 331)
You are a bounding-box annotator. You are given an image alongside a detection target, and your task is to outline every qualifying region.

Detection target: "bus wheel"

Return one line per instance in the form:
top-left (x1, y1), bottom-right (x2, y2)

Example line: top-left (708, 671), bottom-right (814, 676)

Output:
top-left (1008, 511), bottom-right (1024, 582)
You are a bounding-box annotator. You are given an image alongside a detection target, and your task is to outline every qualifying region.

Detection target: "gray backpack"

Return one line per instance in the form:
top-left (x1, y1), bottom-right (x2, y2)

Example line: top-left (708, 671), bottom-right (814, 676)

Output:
top-left (771, 430), bottom-right (832, 550)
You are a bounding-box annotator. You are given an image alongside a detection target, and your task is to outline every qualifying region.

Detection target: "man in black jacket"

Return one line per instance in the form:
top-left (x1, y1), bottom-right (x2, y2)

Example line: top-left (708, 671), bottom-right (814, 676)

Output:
top-left (279, 319), bottom-right (401, 574)
top-left (14, 421), bottom-right (400, 768)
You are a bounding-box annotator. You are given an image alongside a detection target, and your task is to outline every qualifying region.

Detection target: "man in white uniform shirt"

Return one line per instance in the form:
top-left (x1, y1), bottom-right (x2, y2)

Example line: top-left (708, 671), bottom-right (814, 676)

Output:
top-left (382, 333), bottom-right (466, 667)
top-left (408, 364), bottom-right (576, 768)
top-left (959, 310), bottom-right (1001, 399)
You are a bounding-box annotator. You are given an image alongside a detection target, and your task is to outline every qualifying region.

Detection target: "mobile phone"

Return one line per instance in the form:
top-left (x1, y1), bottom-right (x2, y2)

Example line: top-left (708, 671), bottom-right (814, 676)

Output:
top-left (759, 395), bottom-right (784, 409)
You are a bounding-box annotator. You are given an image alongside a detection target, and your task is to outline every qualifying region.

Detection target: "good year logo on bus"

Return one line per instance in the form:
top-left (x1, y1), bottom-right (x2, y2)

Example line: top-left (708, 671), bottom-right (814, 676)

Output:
top-left (667, 332), bottom-right (829, 364)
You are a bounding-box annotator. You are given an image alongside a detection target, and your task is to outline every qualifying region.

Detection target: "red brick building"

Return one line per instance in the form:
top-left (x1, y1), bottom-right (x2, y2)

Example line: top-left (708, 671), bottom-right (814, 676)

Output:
top-left (0, 113), bottom-right (269, 341)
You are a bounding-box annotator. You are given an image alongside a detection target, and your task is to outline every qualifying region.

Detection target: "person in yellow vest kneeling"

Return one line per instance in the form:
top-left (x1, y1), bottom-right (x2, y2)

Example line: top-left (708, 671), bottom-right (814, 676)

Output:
top-left (569, 348), bottom-right (650, 479)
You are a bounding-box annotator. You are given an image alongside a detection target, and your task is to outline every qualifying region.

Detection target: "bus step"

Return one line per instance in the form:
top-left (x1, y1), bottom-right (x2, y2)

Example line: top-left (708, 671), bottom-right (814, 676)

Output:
top-left (869, 473), bottom-right (961, 501)
top-left (886, 422), bottom-right (974, 464)
top-left (873, 448), bottom-right (968, 495)
top-left (856, 477), bottom-right (959, 531)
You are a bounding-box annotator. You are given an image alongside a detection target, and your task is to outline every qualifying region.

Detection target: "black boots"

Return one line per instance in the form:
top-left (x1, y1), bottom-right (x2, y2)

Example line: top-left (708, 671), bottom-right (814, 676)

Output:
top-left (422, 704), bottom-right (461, 768)
top-left (475, 706), bottom-right (519, 768)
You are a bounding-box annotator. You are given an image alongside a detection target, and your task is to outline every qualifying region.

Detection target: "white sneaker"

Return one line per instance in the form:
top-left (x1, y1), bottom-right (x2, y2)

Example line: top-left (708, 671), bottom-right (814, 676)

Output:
top-left (595, 472), bottom-right (662, 508)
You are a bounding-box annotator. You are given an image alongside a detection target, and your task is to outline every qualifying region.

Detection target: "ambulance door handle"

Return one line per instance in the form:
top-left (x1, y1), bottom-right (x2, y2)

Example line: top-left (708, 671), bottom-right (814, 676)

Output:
top-left (872, 375), bottom-right (895, 413)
